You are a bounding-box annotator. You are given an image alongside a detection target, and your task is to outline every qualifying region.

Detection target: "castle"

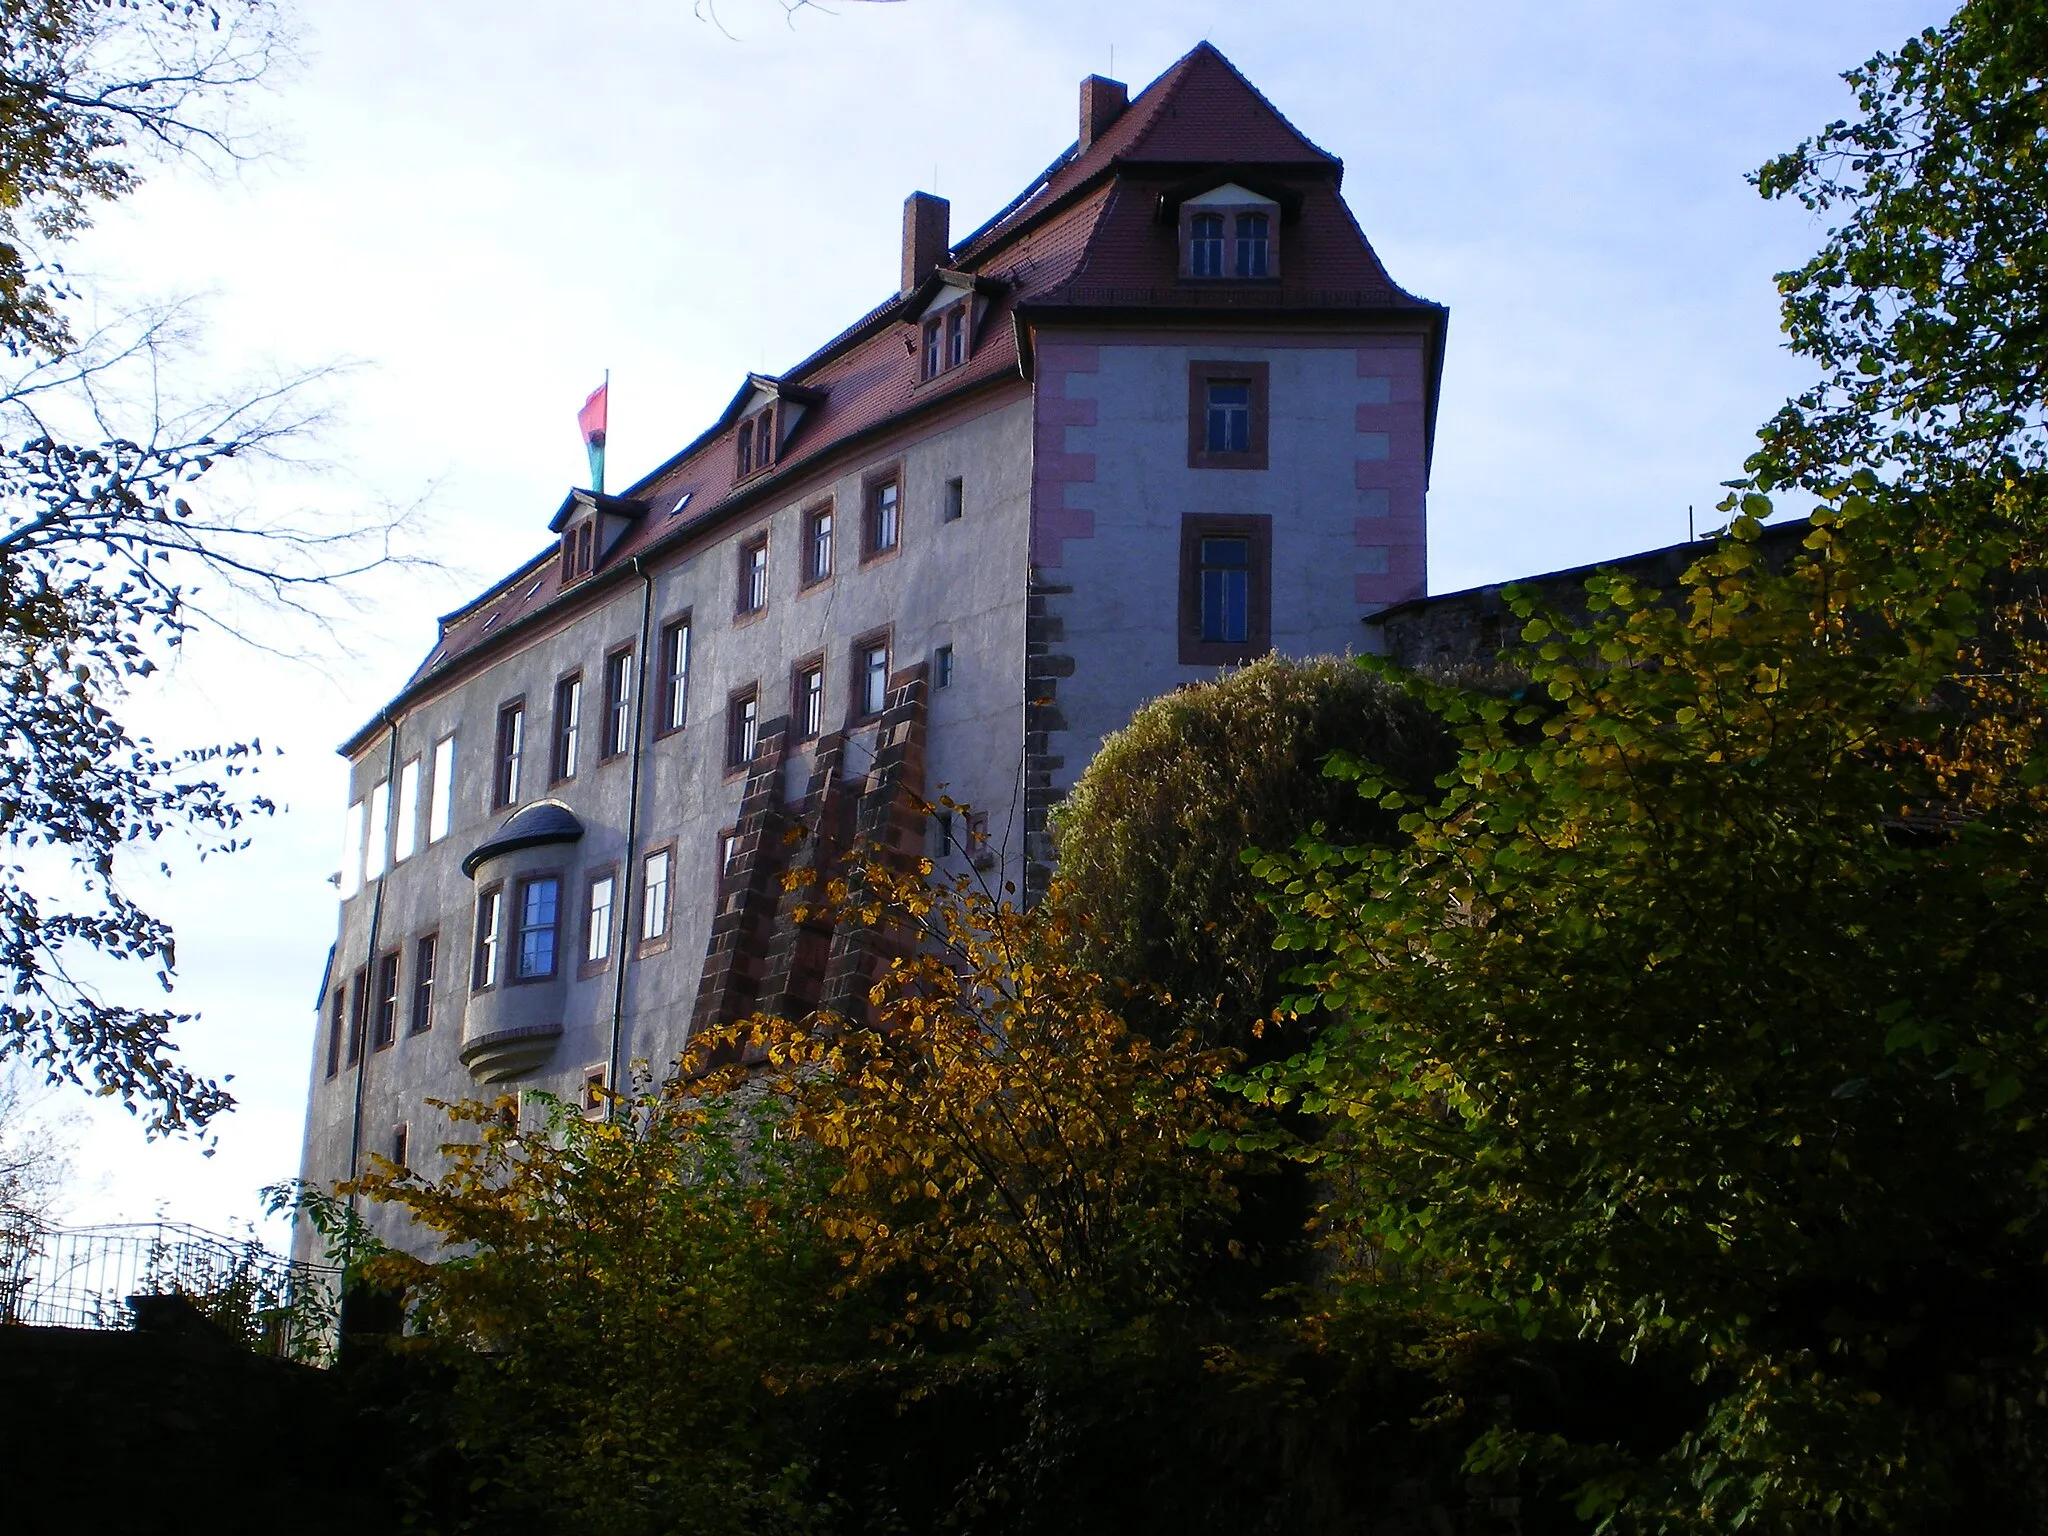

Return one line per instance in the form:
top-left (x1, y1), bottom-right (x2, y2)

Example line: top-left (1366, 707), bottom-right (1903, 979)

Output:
top-left (295, 43), bottom-right (1446, 1250)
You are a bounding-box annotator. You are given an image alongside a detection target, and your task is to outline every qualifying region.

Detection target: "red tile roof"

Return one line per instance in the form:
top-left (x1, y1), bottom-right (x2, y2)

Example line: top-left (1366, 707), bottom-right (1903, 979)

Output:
top-left (348, 43), bottom-right (1444, 755)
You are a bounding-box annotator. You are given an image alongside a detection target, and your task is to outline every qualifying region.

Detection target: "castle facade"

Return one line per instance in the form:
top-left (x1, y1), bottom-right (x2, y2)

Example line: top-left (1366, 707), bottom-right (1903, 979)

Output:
top-left (297, 44), bottom-right (1446, 1252)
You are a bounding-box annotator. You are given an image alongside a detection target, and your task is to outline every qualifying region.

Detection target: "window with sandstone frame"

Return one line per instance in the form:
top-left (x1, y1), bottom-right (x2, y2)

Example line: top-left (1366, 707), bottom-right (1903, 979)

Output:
top-left (1186, 360), bottom-right (1270, 471)
top-left (1177, 513), bottom-right (1272, 667)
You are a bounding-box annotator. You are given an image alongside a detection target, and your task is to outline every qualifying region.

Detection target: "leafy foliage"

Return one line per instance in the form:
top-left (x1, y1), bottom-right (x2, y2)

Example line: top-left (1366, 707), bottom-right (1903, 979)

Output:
top-left (346, 1090), bottom-right (844, 1536)
top-left (1052, 654), bottom-right (1448, 1052)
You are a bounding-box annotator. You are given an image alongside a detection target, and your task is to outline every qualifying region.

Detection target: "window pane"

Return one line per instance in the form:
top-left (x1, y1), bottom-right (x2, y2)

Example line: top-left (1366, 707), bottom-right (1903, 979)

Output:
top-left (800, 667), bottom-right (823, 739)
top-left (642, 851), bottom-right (670, 940)
top-left (518, 877), bottom-right (559, 979)
top-left (474, 890), bottom-right (502, 989)
top-left (412, 935), bottom-right (436, 1033)
top-left (587, 875), bottom-right (614, 963)
top-left (497, 705), bottom-right (524, 807)
top-left (1235, 212), bottom-right (1270, 277)
top-left (662, 620), bottom-right (690, 731)
top-left (870, 482), bottom-right (899, 553)
top-left (863, 646), bottom-right (889, 716)
top-left (1205, 382), bottom-right (1252, 454)
top-left (365, 779), bottom-right (390, 881)
top-left (1190, 212), bottom-right (1224, 276)
top-left (430, 736), bottom-right (456, 843)
top-left (394, 758), bottom-right (421, 863)
top-left (339, 799), bottom-right (365, 899)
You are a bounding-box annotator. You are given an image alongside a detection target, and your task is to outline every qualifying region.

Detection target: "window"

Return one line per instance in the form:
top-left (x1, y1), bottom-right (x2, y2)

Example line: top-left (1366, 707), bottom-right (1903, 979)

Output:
top-left (943, 477), bottom-right (964, 522)
top-left (393, 757), bottom-right (421, 864)
top-left (855, 638), bottom-right (890, 719)
top-left (326, 985), bottom-right (345, 1078)
top-left (582, 1065), bottom-right (608, 1117)
top-left (515, 875), bottom-right (560, 980)
top-left (411, 934), bottom-right (437, 1033)
top-left (802, 505), bottom-right (833, 586)
top-left (922, 317), bottom-right (943, 380)
top-left (473, 886), bottom-right (503, 990)
top-left (1178, 514), bottom-right (1273, 666)
top-left (721, 830), bottom-right (740, 882)
top-left (755, 406), bottom-right (775, 469)
top-left (1199, 537), bottom-right (1250, 644)
top-left (429, 735), bottom-right (456, 843)
top-left (1189, 211), bottom-right (1225, 276)
top-left (373, 951), bottom-right (400, 1050)
top-left (1234, 211), bottom-right (1270, 277)
top-left (864, 475), bottom-right (900, 559)
top-left (1205, 380), bottom-right (1252, 455)
top-left (347, 965), bottom-right (368, 1065)
top-left (584, 870), bottom-right (615, 967)
top-left (365, 779), bottom-right (390, 881)
top-left (1187, 361), bottom-right (1270, 470)
top-left (640, 848), bottom-right (672, 944)
top-left (658, 616), bottom-right (690, 734)
top-left (727, 688), bottom-right (759, 770)
top-left (494, 702), bottom-right (525, 809)
top-left (390, 1123), bottom-right (409, 1171)
top-left (738, 535), bottom-right (769, 615)
top-left (602, 648), bottom-right (633, 759)
top-left (795, 661), bottom-right (824, 740)
top-left (736, 418), bottom-right (754, 477)
top-left (339, 798), bottom-right (365, 899)
top-left (932, 808), bottom-right (954, 858)
top-left (934, 644), bottom-right (954, 689)
top-left (947, 306), bottom-right (966, 368)
top-left (578, 521), bottom-right (594, 575)
top-left (551, 673), bottom-right (582, 782)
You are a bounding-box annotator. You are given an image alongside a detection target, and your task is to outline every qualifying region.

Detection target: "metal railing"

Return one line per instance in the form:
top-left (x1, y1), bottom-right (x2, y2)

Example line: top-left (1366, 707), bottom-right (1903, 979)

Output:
top-left (0, 1219), bottom-right (341, 1362)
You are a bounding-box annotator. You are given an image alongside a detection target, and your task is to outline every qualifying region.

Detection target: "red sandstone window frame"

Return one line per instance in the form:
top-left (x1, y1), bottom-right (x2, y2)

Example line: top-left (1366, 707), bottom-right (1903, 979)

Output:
top-left (550, 670), bottom-right (582, 784)
top-left (737, 532), bottom-right (770, 618)
top-left (410, 931), bottom-right (438, 1034)
top-left (636, 842), bottom-right (675, 956)
top-left (580, 864), bottom-right (618, 979)
top-left (656, 613), bottom-right (691, 737)
top-left (471, 883), bottom-right (504, 993)
top-left (600, 644), bottom-right (634, 762)
top-left (791, 652), bottom-right (826, 742)
top-left (492, 698), bottom-right (526, 810)
top-left (1177, 513), bottom-right (1273, 667)
top-left (800, 501), bottom-right (834, 588)
top-left (372, 949), bottom-right (400, 1051)
top-left (861, 467), bottom-right (903, 563)
top-left (850, 629), bottom-right (892, 723)
top-left (1186, 361), bottom-right (1270, 471)
top-left (726, 684), bottom-right (760, 774)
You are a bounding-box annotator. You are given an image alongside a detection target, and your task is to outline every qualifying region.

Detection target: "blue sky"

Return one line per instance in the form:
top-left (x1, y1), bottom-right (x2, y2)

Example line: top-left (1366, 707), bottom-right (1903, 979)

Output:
top-left (45, 0), bottom-right (1948, 1237)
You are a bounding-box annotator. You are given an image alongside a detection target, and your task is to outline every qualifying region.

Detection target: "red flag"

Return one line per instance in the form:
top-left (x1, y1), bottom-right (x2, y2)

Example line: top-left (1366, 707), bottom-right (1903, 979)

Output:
top-left (577, 381), bottom-right (608, 449)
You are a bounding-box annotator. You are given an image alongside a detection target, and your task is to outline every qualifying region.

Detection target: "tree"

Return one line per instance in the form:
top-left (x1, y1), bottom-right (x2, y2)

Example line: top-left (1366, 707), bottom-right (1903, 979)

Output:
top-left (1245, 4), bottom-right (2048, 1525)
top-left (0, 2), bottom-right (413, 1137)
top-left (1051, 654), bottom-right (1447, 1053)
top-left (345, 1090), bottom-right (845, 1536)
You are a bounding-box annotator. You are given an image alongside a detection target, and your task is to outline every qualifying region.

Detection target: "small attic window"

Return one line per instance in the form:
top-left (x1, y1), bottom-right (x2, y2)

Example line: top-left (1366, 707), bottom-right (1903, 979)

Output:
top-left (920, 304), bottom-right (969, 381)
top-left (559, 519), bottom-right (597, 583)
top-left (524, 578), bottom-right (543, 599)
top-left (669, 491), bottom-right (693, 518)
top-left (737, 405), bottom-right (776, 479)
top-left (481, 611), bottom-right (501, 633)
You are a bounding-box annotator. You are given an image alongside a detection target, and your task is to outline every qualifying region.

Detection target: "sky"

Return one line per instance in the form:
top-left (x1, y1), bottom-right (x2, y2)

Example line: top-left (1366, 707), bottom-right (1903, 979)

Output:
top-left (40, 0), bottom-right (1950, 1242)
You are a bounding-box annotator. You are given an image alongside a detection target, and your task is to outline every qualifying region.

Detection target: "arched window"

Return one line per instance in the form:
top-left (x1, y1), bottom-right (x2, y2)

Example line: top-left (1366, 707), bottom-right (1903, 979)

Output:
top-left (736, 418), bottom-right (754, 477)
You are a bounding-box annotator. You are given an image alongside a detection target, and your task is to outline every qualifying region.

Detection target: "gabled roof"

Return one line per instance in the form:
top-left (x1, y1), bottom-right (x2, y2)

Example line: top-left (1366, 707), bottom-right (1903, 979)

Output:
top-left (341, 42), bottom-right (1446, 757)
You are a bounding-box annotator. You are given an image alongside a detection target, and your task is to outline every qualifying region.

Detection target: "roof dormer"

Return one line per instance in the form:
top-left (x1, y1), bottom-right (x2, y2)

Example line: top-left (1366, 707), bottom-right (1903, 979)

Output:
top-left (549, 489), bottom-right (647, 585)
top-left (905, 269), bottom-right (1007, 383)
top-left (1176, 183), bottom-right (1281, 280)
top-left (722, 374), bottom-right (825, 483)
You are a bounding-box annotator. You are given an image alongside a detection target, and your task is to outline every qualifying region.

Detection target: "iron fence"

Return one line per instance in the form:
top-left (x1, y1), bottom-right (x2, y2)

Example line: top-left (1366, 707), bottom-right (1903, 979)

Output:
top-left (0, 1219), bottom-right (341, 1362)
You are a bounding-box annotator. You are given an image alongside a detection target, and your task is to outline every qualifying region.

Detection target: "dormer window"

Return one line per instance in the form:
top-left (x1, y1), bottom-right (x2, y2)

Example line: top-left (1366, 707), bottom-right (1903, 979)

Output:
top-left (559, 519), bottom-right (597, 582)
top-left (1181, 188), bottom-right (1281, 281)
top-left (736, 405), bottom-right (776, 478)
top-left (920, 302), bottom-right (971, 381)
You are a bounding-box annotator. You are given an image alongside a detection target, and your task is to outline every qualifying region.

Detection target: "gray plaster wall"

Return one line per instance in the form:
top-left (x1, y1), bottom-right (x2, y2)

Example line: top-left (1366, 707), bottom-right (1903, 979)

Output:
top-left (295, 390), bottom-right (1033, 1261)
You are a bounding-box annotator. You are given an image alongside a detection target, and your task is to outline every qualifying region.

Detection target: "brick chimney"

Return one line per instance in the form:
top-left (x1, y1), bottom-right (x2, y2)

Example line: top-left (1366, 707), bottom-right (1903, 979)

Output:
top-left (1079, 74), bottom-right (1128, 150)
top-left (901, 191), bottom-right (950, 294)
